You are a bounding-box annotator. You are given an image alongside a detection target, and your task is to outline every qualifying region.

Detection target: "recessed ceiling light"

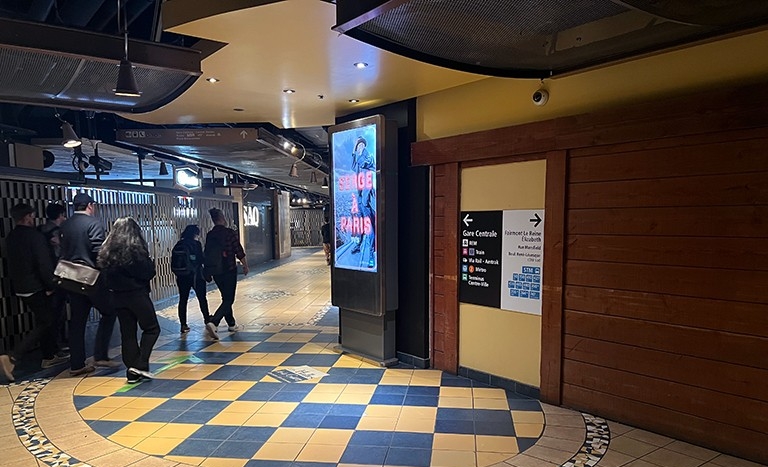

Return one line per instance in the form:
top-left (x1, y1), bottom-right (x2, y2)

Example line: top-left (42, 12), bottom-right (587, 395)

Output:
top-left (283, 89), bottom-right (296, 94)
top-left (233, 108), bottom-right (245, 111)
top-left (206, 77), bottom-right (220, 83)
top-left (348, 99), bottom-right (359, 103)
top-left (354, 62), bottom-right (368, 69)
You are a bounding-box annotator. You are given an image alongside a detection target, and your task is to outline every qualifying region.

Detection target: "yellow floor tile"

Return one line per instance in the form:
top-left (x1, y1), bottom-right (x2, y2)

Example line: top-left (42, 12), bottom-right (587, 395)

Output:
top-left (199, 342), bottom-right (256, 352)
top-left (225, 401), bottom-right (266, 413)
top-left (433, 433), bottom-right (476, 451)
top-left (257, 402), bottom-right (300, 414)
top-left (244, 413), bottom-right (289, 427)
top-left (295, 443), bottom-right (346, 463)
top-left (332, 357), bottom-right (363, 368)
top-left (220, 381), bottom-right (257, 391)
top-left (152, 423), bottom-right (202, 438)
top-left (475, 435), bottom-right (520, 453)
top-left (78, 406), bottom-right (116, 420)
top-left (302, 392), bottom-right (340, 403)
top-left (78, 386), bottom-right (120, 397)
top-left (308, 429), bottom-right (354, 445)
top-left (440, 387), bottom-right (473, 397)
top-left (187, 381), bottom-right (228, 391)
top-left (107, 434), bottom-right (144, 448)
top-left (477, 451), bottom-right (515, 467)
top-left (174, 389), bottom-right (215, 400)
top-left (363, 405), bottom-right (402, 418)
top-left (512, 411), bottom-right (545, 424)
top-left (336, 393), bottom-right (372, 404)
top-left (378, 377), bottom-right (412, 386)
top-left (431, 449), bottom-right (478, 467)
top-left (112, 422), bottom-right (166, 438)
top-left (342, 384), bottom-right (377, 394)
top-left (438, 397), bottom-right (473, 409)
top-left (228, 354), bottom-right (267, 365)
top-left (253, 442), bottom-right (304, 461)
top-left (132, 436), bottom-right (184, 455)
top-left (200, 458), bottom-right (247, 467)
top-left (162, 455), bottom-right (204, 465)
top-left (311, 383), bottom-right (346, 393)
top-left (400, 406), bottom-right (437, 420)
top-left (355, 417), bottom-right (397, 431)
top-left (130, 397), bottom-right (167, 410)
top-left (394, 417), bottom-right (435, 433)
top-left (513, 423), bottom-right (544, 438)
top-left (268, 427), bottom-right (316, 443)
top-left (472, 388), bottom-right (507, 399)
top-left (410, 377), bottom-right (441, 387)
top-left (205, 389), bottom-right (250, 401)
top-left (208, 412), bottom-right (253, 426)
top-left (473, 398), bottom-right (509, 410)
top-left (98, 407), bottom-right (152, 422)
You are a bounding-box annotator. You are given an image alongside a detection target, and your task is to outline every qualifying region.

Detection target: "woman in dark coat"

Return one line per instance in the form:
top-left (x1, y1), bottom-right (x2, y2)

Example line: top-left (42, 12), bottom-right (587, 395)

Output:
top-left (97, 217), bottom-right (159, 383)
top-left (173, 224), bottom-right (210, 333)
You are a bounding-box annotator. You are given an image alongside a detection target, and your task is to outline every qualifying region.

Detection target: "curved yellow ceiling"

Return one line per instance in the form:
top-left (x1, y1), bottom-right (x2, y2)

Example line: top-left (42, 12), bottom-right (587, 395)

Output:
top-left (133, 0), bottom-right (484, 128)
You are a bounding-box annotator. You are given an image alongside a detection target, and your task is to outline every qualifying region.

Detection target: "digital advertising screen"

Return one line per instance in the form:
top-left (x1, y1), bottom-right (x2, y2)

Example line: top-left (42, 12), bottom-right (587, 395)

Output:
top-left (331, 122), bottom-right (378, 272)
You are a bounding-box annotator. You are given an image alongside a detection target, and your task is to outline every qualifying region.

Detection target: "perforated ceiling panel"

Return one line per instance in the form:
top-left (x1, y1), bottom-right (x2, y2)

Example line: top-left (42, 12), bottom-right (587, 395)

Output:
top-left (334, 0), bottom-right (768, 78)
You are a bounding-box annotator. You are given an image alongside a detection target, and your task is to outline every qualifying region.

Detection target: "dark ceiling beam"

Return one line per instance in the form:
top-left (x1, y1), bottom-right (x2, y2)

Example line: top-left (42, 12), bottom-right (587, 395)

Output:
top-left (56, 0), bottom-right (106, 28)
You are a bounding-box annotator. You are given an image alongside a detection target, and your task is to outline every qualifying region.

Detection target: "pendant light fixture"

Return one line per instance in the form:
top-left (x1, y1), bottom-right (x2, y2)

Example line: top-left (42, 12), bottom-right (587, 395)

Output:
top-left (288, 141), bottom-right (306, 178)
top-left (158, 161), bottom-right (169, 176)
top-left (56, 112), bottom-right (81, 148)
top-left (113, 0), bottom-right (141, 97)
top-left (309, 171), bottom-right (318, 184)
top-left (321, 176), bottom-right (329, 188)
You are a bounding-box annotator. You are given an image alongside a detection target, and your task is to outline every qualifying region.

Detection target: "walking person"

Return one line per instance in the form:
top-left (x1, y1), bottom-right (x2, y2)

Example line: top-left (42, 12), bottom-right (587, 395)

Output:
top-left (0, 204), bottom-right (69, 382)
top-left (39, 202), bottom-right (69, 351)
top-left (171, 225), bottom-right (210, 333)
top-left (59, 193), bottom-right (119, 376)
top-left (203, 207), bottom-right (249, 340)
top-left (98, 217), bottom-right (160, 384)
top-left (321, 220), bottom-right (332, 266)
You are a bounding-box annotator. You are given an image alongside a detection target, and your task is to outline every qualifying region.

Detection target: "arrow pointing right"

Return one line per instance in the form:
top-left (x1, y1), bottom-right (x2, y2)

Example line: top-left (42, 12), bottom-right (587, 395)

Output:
top-left (529, 212), bottom-right (542, 228)
top-left (463, 214), bottom-right (473, 227)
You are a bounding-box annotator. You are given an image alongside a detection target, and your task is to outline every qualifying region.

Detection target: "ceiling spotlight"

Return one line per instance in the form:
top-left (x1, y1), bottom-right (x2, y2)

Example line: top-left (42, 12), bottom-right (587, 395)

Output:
top-left (354, 62), bottom-right (368, 69)
top-left (60, 121), bottom-right (82, 148)
top-left (348, 99), bottom-right (359, 103)
top-left (206, 77), bottom-right (220, 83)
top-left (233, 108), bottom-right (245, 112)
top-left (321, 176), bottom-right (329, 188)
top-left (158, 161), bottom-right (169, 176)
top-left (282, 140), bottom-right (292, 150)
top-left (289, 163), bottom-right (299, 178)
top-left (309, 172), bottom-right (318, 184)
top-left (283, 89), bottom-right (296, 94)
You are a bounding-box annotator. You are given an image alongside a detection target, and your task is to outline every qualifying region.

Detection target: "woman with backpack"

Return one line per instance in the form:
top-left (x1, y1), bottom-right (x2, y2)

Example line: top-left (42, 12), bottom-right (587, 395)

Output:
top-left (171, 225), bottom-right (210, 334)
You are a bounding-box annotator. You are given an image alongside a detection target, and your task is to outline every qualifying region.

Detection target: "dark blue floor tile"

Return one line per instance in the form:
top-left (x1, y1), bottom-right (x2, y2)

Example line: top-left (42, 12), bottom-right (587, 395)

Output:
top-left (188, 400), bottom-right (232, 412)
top-left (406, 386), bottom-right (440, 396)
top-left (279, 383), bottom-right (313, 394)
top-left (391, 432), bottom-right (433, 449)
top-left (245, 461), bottom-right (292, 467)
top-left (440, 374), bottom-right (473, 387)
top-left (474, 409), bottom-right (513, 423)
top-left (505, 389), bottom-right (534, 400)
top-left (210, 440), bottom-right (262, 458)
top-left (474, 421), bottom-right (516, 436)
top-left (281, 354), bottom-right (316, 366)
top-left (507, 399), bottom-right (542, 411)
top-left (155, 399), bottom-right (199, 411)
top-left (74, 395), bottom-right (102, 409)
top-left (328, 404), bottom-right (366, 417)
top-left (340, 445), bottom-right (388, 465)
top-left (229, 331), bottom-right (274, 341)
top-left (369, 394), bottom-right (405, 405)
top-left (309, 334), bottom-right (337, 343)
top-left (317, 374), bottom-right (352, 384)
top-left (193, 352), bottom-right (242, 364)
top-left (326, 368), bottom-right (358, 377)
top-left (403, 395), bottom-right (438, 407)
top-left (308, 354), bottom-right (341, 366)
top-left (281, 413), bottom-right (325, 428)
top-left (291, 463), bottom-right (337, 467)
top-left (348, 430), bottom-right (394, 446)
top-left (517, 437), bottom-right (539, 452)
top-left (156, 340), bottom-right (214, 352)
top-left (238, 390), bottom-right (274, 402)
top-left (269, 391), bottom-right (308, 402)
top-left (172, 410), bottom-right (219, 424)
top-left (319, 415), bottom-right (360, 429)
top-left (435, 419), bottom-right (476, 434)
top-left (238, 367), bottom-right (275, 380)
top-left (86, 420), bottom-right (128, 437)
top-left (291, 403), bottom-right (334, 415)
top-left (386, 447), bottom-right (431, 467)
top-left (436, 408), bottom-right (474, 421)
top-left (205, 365), bottom-right (249, 380)
top-left (229, 426), bottom-right (276, 442)
top-left (137, 409), bottom-right (184, 423)
top-left (373, 385), bottom-right (407, 395)
top-left (189, 425), bottom-right (238, 440)
top-left (169, 439), bottom-right (223, 457)
top-left (277, 343), bottom-right (307, 352)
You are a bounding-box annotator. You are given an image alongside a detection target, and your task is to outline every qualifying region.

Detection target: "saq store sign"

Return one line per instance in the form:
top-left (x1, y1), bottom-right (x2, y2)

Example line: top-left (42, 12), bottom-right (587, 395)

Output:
top-left (458, 209), bottom-right (545, 315)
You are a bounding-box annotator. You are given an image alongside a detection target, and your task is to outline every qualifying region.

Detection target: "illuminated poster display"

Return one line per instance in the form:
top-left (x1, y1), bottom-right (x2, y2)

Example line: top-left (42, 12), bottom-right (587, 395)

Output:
top-left (331, 122), bottom-right (378, 272)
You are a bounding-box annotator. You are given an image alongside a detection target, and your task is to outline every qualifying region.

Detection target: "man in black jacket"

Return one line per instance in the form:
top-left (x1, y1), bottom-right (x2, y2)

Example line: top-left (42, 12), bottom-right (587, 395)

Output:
top-left (59, 193), bottom-right (119, 376)
top-left (0, 204), bottom-right (69, 382)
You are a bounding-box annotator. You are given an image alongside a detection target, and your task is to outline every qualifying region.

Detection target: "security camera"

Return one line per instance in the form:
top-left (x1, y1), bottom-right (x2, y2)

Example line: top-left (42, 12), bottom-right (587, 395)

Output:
top-left (532, 89), bottom-right (549, 106)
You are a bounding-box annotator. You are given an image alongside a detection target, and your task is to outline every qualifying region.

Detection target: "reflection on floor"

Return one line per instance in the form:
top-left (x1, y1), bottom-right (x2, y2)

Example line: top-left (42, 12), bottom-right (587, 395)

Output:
top-left (1, 249), bottom-right (765, 467)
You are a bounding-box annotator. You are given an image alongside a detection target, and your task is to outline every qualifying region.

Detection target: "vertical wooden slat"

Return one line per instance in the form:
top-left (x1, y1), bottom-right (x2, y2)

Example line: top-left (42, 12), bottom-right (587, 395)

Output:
top-left (540, 150), bottom-right (567, 405)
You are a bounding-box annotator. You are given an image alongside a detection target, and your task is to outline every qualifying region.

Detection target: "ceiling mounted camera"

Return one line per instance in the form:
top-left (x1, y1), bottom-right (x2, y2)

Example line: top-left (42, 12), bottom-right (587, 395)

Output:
top-left (532, 89), bottom-right (549, 106)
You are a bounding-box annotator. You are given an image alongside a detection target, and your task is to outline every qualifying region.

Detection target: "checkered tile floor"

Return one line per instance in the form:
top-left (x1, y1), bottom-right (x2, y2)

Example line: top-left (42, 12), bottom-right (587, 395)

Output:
top-left (74, 327), bottom-right (544, 467)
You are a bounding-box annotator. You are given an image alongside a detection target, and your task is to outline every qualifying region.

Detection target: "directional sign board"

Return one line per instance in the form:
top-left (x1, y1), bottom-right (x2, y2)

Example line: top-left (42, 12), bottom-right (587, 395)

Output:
top-left (459, 210), bottom-right (545, 315)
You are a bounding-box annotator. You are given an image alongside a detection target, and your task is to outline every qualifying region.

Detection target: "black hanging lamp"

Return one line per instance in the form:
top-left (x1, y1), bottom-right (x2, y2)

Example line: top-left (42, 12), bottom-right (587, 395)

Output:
top-left (113, 0), bottom-right (141, 97)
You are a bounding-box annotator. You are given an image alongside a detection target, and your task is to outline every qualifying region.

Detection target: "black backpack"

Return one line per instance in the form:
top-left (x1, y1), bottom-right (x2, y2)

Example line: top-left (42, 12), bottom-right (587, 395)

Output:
top-left (203, 234), bottom-right (226, 276)
top-left (171, 241), bottom-right (195, 276)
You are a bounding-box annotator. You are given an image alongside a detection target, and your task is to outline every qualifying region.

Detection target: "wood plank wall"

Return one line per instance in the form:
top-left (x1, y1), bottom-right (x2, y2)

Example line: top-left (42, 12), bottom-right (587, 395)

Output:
top-left (413, 81), bottom-right (768, 464)
top-left (563, 132), bottom-right (768, 463)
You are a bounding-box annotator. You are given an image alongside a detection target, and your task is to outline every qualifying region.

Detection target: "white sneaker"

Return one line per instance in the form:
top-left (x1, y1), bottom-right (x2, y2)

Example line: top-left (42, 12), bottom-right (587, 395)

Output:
top-left (128, 367), bottom-right (154, 379)
top-left (205, 322), bottom-right (220, 340)
top-left (228, 325), bottom-right (243, 332)
top-left (93, 359), bottom-right (121, 368)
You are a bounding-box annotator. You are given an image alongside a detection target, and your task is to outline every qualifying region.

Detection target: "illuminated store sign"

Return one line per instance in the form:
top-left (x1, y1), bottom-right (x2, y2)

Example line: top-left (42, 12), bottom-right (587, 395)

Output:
top-left (243, 205), bottom-right (260, 227)
top-left (175, 167), bottom-right (201, 191)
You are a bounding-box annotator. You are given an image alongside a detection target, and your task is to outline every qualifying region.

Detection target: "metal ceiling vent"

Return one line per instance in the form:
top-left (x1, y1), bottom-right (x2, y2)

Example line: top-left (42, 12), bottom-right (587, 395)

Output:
top-left (0, 17), bottom-right (202, 113)
top-left (333, 0), bottom-right (768, 78)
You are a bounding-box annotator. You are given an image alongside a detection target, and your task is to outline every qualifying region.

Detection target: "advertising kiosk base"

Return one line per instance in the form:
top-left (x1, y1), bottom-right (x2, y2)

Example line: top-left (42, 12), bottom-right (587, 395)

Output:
top-left (338, 308), bottom-right (398, 367)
